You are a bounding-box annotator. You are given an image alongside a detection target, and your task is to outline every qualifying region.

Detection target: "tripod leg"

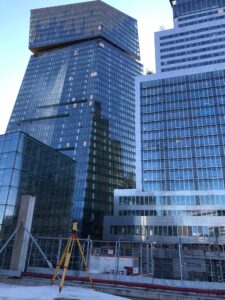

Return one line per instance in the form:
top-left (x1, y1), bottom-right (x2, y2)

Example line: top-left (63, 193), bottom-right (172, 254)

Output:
top-left (51, 238), bottom-right (72, 286)
top-left (76, 237), bottom-right (94, 288)
top-left (59, 237), bottom-right (75, 293)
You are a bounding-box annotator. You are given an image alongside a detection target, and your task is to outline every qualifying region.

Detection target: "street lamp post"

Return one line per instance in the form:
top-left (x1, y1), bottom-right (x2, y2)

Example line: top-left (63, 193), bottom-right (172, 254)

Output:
top-left (146, 242), bottom-right (149, 275)
top-left (150, 242), bottom-right (155, 280)
top-left (178, 239), bottom-right (183, 281)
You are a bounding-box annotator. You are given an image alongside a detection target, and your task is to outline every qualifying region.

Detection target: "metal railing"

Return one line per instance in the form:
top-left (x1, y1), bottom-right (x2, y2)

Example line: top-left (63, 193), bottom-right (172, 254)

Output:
top-left (1, 235), bottom-right (225, 282)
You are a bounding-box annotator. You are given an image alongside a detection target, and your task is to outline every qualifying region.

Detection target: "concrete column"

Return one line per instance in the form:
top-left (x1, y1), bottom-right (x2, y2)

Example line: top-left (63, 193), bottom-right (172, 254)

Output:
top-left (10, 195), bottom-right (36, 273)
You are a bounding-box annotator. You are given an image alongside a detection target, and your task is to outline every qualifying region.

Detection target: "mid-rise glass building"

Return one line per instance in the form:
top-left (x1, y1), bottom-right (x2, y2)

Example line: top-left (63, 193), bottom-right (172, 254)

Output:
top-left (6, 1), bottom-right (142, 238)
top-left (104, 0), bottom-right (225, 245)
top-left (0, 132), bottom-right (75, 239)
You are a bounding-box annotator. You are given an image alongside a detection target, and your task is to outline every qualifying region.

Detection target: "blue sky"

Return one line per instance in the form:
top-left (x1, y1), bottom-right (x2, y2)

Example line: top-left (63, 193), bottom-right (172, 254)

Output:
top-left (0, 0), bottom-right (173, 134)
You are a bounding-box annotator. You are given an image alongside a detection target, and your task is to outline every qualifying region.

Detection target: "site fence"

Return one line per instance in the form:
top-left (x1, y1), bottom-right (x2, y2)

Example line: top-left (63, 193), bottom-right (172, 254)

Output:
top-left (0, 236), bottom-right (225, 282)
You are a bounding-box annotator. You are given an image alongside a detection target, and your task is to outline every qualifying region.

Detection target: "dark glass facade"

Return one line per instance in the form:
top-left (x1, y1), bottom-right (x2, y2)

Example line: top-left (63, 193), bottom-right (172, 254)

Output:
top-left (29, 1), bottom-right (140, 59)
top-left (7, 1), bottom-right (142, 238)
top-left (0, 132), bottom-right (75, 238)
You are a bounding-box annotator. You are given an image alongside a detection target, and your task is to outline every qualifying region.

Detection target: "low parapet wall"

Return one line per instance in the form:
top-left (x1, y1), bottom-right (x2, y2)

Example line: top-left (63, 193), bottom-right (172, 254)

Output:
top-left (22, 268), bottom-right (225, 297)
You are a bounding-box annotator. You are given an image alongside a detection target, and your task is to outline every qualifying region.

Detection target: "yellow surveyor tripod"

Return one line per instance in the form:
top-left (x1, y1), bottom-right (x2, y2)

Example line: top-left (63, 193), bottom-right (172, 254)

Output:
top-left (51, 220), bottom-right (93, 292)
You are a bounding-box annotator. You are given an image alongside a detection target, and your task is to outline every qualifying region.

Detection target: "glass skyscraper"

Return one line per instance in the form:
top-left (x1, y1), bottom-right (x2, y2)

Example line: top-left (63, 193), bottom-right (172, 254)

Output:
top-left (104, 0), bottom-right (225, 245)
top-left (157, 0), bottom-right (225, 73)
top-left (6, 1), bottom-right (142, 238)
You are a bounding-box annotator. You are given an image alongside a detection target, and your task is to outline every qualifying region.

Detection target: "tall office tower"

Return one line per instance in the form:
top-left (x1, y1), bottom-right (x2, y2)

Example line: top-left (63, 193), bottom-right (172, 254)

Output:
top-left (157, 0), bottom-right (225, 73)
top-left (6, 1), bottom-right (142, 238)
top-left (104, 0), bottom-right (225, 246)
